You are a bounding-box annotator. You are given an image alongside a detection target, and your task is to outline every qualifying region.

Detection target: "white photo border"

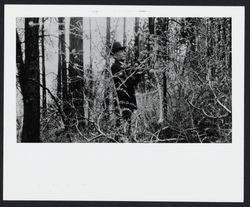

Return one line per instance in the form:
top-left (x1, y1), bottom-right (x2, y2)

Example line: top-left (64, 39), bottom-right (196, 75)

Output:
top-left (4, 5), bottom-right (244, 202)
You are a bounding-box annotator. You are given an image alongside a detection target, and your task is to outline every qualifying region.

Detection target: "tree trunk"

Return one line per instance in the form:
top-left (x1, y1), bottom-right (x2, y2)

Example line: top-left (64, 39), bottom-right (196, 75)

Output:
top-left (19, 18), bottom-right (40, 142)
top-left (57, 17), bottom-right (62, 100)
top-left (163, 71), bottom-right (167, 117)
top-left (41, 18), bottom-right (47, 113)
top-left (148, 17), bottom-right (155, 34)
top-left (88, 18), bottom-right (93, 121)
top-left (69, 17), bottom-right (85, 127)
top-left (57, 40), bottom-right (62, 99)
top-left (104, 17), bottom-right (111, 119)
top-left (16, 31), bottom-right (23, 73)
top-left (123, 18), bottom-right (127, 46)
top-left (58, 17), bottom-right (69, 125)
top-left (162, 18), bottom-right (169, 123)
top-left (206, 18), bottom-right (212, 81)
top-left (134, 17), bottom-right (140, 61)
top-left (224, 18), bottom-right (231, 70)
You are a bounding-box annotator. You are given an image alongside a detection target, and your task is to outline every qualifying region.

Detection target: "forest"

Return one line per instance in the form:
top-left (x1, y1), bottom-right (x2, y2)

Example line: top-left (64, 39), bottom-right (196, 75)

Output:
top-left (16, 17), bottom-right (232, 143)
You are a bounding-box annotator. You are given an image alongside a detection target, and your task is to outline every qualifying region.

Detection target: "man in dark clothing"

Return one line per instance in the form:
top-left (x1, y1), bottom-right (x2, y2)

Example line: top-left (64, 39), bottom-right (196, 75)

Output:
top-left (111, 41), bottom-right (143, 128)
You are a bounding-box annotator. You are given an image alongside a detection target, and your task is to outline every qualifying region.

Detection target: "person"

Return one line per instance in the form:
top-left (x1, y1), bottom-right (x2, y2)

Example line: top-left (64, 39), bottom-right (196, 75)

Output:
top-left (110, 41), bottom-right (143, 137)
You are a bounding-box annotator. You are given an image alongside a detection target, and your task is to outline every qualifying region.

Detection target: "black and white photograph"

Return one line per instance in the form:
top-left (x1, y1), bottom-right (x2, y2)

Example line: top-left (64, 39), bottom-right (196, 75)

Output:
top-left (4, 4), bottom-right (244, 202)
top-left (16, 16), bottom-right (232, 143)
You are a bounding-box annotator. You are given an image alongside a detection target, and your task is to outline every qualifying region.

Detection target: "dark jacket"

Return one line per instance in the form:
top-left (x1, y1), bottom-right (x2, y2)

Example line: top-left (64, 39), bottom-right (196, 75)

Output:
top-left (111, 60), bottom-right (142, 112)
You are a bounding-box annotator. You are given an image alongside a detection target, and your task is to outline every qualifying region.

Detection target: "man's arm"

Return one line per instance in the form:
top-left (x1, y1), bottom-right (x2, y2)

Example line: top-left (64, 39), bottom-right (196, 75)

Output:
top-left (131, 61), bottom-right (147, 85)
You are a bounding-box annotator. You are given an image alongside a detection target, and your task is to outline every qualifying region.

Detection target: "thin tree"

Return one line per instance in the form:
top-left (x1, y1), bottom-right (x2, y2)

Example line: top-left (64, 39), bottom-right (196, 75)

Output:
top-left (104, 17), bottom-right (111, 119)
top-left (57, 18), bottom-right (63, 99)
top-left (41, 18), bottom-right (47, 113)
top-left (223, 18), bottom-right (231, 70)
top-left (58, 17), bottom-right (69, 123)
top-left (88, 18), bottom-right (94, 121)
top-left (123, 17), bottom-right (127, 46)
top-left (17, 18), bottom-right (40, 142)
top-left (134, 17), bottom-right (140, 61)
top-left (156, 17), bottom-right (169, 123)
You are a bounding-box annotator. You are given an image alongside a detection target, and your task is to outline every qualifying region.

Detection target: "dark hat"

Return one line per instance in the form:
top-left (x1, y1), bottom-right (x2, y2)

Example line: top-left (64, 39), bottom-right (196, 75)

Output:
top-left (111, 41), bottom-right (126, 54)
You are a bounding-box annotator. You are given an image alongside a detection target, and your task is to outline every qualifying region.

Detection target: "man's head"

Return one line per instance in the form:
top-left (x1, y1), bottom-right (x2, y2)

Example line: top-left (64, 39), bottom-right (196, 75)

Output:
top-left (111, 41), bottom-right (126, 61)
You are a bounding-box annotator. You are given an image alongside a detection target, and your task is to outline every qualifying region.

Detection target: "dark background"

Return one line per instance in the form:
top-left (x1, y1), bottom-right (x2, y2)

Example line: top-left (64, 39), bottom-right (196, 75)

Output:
top-left (1, 0), bottom-right (249, 206)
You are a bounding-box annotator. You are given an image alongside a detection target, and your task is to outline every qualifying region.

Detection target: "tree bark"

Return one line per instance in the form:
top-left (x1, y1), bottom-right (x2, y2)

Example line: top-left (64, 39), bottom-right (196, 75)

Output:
top-left (58, 17), bottom-right (69, 124)
top-left (104, 17), bottom-right (111, 119)
top-left (41, 18), bottom-right (47, 112)
top-left (57, 18), bottom-right (62, 100)
top-left (18, 18), bottom-right (40, 142)
top-left (162, 18), bottom-right (169, 122)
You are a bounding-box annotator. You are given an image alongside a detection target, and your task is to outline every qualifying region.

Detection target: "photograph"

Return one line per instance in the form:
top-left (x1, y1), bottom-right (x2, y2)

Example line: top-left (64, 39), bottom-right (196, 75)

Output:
top-left (16, 16), bottom-right (232, 143)
top-left (4, 4), bottom-right (245, 203)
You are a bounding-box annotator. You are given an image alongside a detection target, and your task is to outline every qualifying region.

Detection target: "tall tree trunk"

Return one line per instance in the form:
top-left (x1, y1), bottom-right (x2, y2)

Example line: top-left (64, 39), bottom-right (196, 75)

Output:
top-left (57, 41), bottom-right (62, 99)
top-left (89, 18), bottom-right (93, 73)
top-left (41, 18), bottom-right (47, 113)
top-left (57, 18), bottom-right (62, 100)
top-left (123, 18), bottom-right (127, 46)
top-left (163, 70), bottom-right (167, 121)
top-left (134, 17), bottom-right (140, 61)
top-left (16, 31), bottom-right (23, 71)
top-left (206, 18), bottom-right (212, 81)
top-left (69, 17), bottom-right (85, 127)
top-left (18, 18), bottom-right (40, 142)
top-left (222, 17), bottom-right (227, 68)
top-left (104, 17), bottom-right (111, 119)
top-left (148, 17), bottom-right (155, 34)
top-left (225, 18), bottom-right (232, 70)
top-left (162, 18), bottom-right (169, 123)
top-left (88, 18), bottom-right (93, 121)
top-left (58, 17), bottom-right (69, 125)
